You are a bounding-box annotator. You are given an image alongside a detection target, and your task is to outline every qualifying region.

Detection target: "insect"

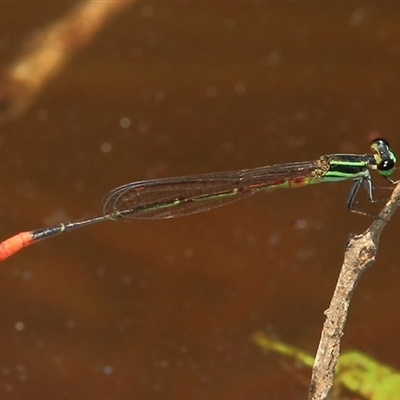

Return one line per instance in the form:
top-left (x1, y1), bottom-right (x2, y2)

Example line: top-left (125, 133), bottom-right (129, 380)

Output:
top-left (0, 138), bottom-right (396, 261)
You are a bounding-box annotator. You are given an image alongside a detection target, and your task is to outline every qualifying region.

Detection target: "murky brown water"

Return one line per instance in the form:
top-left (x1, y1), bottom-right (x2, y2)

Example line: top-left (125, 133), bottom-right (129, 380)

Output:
top-left (0, 3), bottom-right (400, 399)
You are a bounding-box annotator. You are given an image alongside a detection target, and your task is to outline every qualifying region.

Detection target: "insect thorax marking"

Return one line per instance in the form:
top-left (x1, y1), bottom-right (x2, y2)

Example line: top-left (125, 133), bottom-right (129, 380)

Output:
top-left (313, 156), bottom-right (330, 181)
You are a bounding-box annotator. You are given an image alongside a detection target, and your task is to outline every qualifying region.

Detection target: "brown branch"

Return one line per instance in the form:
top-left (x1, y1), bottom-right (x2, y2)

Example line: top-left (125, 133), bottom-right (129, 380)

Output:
top-left (308, 180), bottom-right (400, 400)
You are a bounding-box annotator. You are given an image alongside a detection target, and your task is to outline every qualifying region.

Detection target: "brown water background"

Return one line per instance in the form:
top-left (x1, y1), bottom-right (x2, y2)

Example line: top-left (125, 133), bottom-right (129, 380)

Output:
top-left (1, 3), bottom-right (400, 399)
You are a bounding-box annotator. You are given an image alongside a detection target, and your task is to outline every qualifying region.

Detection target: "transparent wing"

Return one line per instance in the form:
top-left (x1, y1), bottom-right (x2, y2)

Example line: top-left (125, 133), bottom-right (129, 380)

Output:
top-left (102, 160), bottom-right (319, 220)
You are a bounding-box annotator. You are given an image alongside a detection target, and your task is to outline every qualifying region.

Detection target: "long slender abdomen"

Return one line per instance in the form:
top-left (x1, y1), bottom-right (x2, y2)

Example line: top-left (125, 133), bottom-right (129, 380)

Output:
top-left (0, 215), bottom-right (110, 261)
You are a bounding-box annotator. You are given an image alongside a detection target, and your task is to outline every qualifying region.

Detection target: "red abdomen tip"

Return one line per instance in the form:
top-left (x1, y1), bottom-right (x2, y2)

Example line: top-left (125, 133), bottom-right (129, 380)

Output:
top-left (0, 232), bottom-right (33, 261)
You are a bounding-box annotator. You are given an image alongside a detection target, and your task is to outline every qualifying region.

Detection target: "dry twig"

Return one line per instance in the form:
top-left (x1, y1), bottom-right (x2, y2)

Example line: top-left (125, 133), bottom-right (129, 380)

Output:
top-left (308, 180), bottom-right (400, 400)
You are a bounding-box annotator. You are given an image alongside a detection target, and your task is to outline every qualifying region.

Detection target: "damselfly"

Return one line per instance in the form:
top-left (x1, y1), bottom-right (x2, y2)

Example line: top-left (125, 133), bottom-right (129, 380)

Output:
top-left (0, 138), bottom-right (397, 261)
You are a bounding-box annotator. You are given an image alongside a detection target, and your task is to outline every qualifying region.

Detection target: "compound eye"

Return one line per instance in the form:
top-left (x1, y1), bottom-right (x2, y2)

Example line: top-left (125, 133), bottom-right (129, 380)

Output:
top-left (371, 138), bottom-right (390, 147)
top-left (378, 159), bottom-right (395, 171)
